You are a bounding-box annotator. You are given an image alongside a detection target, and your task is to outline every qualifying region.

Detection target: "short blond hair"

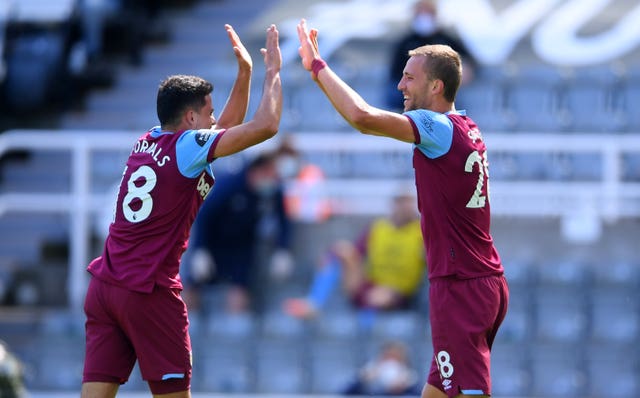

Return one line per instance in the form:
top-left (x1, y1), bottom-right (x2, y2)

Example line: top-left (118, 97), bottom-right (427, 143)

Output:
top-left (408, 44), bottom-right (462, 102)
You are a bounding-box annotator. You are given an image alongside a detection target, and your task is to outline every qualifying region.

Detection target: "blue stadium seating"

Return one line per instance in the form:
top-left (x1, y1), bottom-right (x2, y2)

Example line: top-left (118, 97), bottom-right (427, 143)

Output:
top-left (529, 342), bottom-right (587, 397)
top-left (502, 65), bottom-right (570, 132)
top-left (562, 65), bottom-right (627, 133)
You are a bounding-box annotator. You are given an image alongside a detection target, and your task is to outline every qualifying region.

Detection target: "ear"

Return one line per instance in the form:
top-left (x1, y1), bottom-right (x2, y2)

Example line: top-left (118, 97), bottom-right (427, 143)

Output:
top-left (431, 79), bottom-right (444, 95)
top-left (184, 109), bottom-right (196, 127)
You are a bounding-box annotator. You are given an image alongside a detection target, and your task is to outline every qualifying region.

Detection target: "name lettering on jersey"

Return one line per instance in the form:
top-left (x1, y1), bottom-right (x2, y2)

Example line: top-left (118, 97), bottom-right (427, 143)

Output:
top-left (195, 131), bottom-right (213, 147)
top-left (132, 139), bottom-right (171, 167)
top-left (467, 128), bottom-right (483, 143)
top-left (197, 172), bottom-right (212, 200)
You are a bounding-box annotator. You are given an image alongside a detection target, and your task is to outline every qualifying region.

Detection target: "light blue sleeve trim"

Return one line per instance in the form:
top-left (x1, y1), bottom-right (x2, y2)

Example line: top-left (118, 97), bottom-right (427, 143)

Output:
top-left (405, 109), bottom-right (454, 159)
top-left (176, 129), bottom-right (223, 178)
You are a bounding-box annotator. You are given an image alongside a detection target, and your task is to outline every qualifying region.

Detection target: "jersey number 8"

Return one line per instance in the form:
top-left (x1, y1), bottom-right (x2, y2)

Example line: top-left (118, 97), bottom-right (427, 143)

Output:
top-left (122, 165), bottom-right (157, 223)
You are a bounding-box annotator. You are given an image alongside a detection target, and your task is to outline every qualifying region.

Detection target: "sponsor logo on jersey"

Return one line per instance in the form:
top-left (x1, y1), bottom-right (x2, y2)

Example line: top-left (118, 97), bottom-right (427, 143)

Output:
top-left (197, 172), bottom-right (212, 200)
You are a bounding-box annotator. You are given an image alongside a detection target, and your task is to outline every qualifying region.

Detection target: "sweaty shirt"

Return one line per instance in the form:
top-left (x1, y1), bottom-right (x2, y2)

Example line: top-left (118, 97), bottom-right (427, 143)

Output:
top-left (405, 109), bottom-right (503, 280)
top-left (88, 126), bottom-right (224, 293)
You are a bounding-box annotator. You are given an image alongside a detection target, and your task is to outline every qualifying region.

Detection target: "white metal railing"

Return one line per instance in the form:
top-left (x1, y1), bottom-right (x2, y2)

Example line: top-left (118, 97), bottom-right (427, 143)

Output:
top-left (1, 129), bottom-right (639, 310)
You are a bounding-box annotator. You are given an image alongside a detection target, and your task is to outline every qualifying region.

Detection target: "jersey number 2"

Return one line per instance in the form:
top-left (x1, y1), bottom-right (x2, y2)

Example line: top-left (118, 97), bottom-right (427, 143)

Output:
top-left (464, 150), bottom-right (490, 208)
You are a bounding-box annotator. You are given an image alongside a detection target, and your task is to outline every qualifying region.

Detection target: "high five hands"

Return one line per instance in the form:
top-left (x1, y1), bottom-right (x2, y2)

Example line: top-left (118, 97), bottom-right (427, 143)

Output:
top-left (296, 19), bottom-right (322, 79)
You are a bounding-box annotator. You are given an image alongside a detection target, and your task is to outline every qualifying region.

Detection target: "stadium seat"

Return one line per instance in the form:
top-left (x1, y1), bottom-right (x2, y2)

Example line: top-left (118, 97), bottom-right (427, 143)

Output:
top-left (567, 152), bottom-right (603, 181)
top-left (487, 151), bottom-right (519, 180)
top-left (585, 342), bottom-right (640, 397)
top-left (621, 77), bottom-right (640, 132)
top-left (351, 151), bottom-right (413, 178)
top-left (369, 311), bottom-right (427, 340)
top-left (254, 338), bottom-right (307, 394)
top-left (536, 259), bottom-right (592, 287)
top-left (491, 341), bottom-right (532, 397)
top-left (513, 152), bottom-right (554, 180)
top-left (308, 339), bottom-right (362, 394)
top-left (502, 65), bottom-right (570, 132)
top-left (303, 151), bottom-right (352, 178)
top-left (562, 65), bottom-right (626, 133)
top-left (31, 336), bottom-right (85, 390)
top-left (3, 31), bottom-right (68, 112)
top-left (622, 153), bottom-right (640, 181)
top-left (311, 310), bottom-right (362, 340)
top-left (590, 289), bottom-right (639, 343)
top-left (456, 65), bottom-right (512, 133)
top-left (194, 339), bottom-right (253, 393)
top-left (39, 309), bottom-right (84, 337)
top-left (205, 311), bottom-right (257, 340)
top-left (591, 259), bottom-right (640, 288)
top-left (529, 342), bottom-right (587, 397)
top-left (534, 285), bottom-right (589, 342)
top-left (291, 81), bottom-right (352, 132)
top-left (259, 310), bottom-right (308, 340)
top-left (502, 258), bottom-right (536, 287)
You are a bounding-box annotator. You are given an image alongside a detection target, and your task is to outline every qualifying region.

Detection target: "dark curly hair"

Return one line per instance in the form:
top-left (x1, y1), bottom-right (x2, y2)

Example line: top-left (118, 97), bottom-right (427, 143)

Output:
top-left (156, 75), bottom-right (213, 127)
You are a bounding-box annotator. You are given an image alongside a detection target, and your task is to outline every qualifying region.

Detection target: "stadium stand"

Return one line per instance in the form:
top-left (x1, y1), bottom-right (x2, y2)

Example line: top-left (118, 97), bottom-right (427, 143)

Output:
top-left (1, 0), bottom-right (640, 397)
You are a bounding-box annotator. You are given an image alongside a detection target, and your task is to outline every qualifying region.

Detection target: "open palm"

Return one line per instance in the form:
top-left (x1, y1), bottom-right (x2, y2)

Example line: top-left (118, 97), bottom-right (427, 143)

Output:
top-left (297, 19), bottom-right (320, 72)
top-left (225, 24), bottom-right (252, 72)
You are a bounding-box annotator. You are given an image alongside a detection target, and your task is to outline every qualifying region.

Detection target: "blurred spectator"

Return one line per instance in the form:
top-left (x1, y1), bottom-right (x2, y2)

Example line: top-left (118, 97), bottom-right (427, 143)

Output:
top-left (342, 340), bottom-right (421, 396)
top-left (0, 340), bottom-right (26, 398)
top-left (275, 135), bottom-right (332, 223)
top-left (386, 0), bottom-right (477, 111)
top-left (283, 189), bottom-right (425, 318)
top-left (183, 151), bottom-right (293, 313)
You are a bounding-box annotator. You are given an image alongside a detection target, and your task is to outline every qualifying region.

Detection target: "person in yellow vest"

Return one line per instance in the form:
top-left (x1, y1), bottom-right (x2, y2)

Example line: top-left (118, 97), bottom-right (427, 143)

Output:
top-left (284, 190), bottom-right (425, 318)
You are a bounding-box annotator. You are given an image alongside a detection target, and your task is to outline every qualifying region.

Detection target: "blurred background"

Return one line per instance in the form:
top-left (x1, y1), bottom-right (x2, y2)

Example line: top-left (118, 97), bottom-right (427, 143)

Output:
top-left (0, 0), bottom-right (638, 397)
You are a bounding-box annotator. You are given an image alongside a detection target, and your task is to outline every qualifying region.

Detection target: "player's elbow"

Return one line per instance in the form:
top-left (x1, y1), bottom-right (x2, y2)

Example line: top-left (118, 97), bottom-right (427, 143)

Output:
top-left (349, 106), bottom-right (380, 135)
top-left (264, 114), bottom-right (281, 136)
top-left (253, 108), bottom-right (281, 137)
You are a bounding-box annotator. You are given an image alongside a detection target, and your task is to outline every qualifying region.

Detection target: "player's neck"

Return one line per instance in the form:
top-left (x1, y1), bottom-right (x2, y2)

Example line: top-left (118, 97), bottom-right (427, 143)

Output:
top-left (428, 101), bottom-right (455, 114)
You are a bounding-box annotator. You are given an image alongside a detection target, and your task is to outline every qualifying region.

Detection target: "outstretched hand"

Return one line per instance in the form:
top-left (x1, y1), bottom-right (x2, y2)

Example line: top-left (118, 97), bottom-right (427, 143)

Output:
top-left (297, 19), bottom-right (320, 72)
top-left (225, 24), bottom-right (252, 72)
top-left (260, 24), bottom-right (282, 73)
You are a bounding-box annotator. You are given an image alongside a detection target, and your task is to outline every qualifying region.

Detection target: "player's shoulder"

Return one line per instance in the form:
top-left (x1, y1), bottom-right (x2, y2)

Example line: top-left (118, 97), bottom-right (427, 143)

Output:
top-left (178, 128), bottom-right (223, 147)
top-left (405, 109), bottom-right (453, 128)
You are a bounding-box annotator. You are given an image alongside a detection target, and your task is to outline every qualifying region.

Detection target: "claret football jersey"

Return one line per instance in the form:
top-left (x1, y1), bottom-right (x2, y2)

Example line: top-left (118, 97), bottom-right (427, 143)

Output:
top-left (405, 109), bottom-right (503, 279)
top-left (88, 126), bottom-right (224, 293)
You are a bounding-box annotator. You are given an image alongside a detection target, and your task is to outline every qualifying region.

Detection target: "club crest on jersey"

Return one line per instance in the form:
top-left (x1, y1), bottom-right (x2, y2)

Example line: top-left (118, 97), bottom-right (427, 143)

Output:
top-left (195, 131), bottom-right (213, 147)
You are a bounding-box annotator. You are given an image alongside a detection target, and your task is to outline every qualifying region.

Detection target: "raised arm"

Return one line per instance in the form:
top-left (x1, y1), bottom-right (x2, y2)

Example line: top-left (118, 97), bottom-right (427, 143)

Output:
top-left (213, 24), bottom-right (282, 158)
top-left (296, 19), bottom-right (415, 143)
top-left (215, 24), bottom-right (252, 129)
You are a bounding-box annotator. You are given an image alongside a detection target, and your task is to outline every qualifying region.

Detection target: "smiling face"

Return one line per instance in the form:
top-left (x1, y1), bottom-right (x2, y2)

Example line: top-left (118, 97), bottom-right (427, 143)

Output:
top-left (397, 55), bottom-right (434, 112)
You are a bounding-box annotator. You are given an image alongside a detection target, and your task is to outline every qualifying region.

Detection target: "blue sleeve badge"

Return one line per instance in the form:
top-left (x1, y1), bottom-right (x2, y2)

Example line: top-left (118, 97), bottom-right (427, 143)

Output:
top-left (195, 131), bottom-right (213, 147)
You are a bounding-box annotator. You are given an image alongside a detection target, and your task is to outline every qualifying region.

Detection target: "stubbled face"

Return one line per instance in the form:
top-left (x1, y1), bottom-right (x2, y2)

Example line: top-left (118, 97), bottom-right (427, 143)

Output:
top-left (193, 94), bottom-right (216, 129)
top-left (397, 55), bottom-right (433, 112)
